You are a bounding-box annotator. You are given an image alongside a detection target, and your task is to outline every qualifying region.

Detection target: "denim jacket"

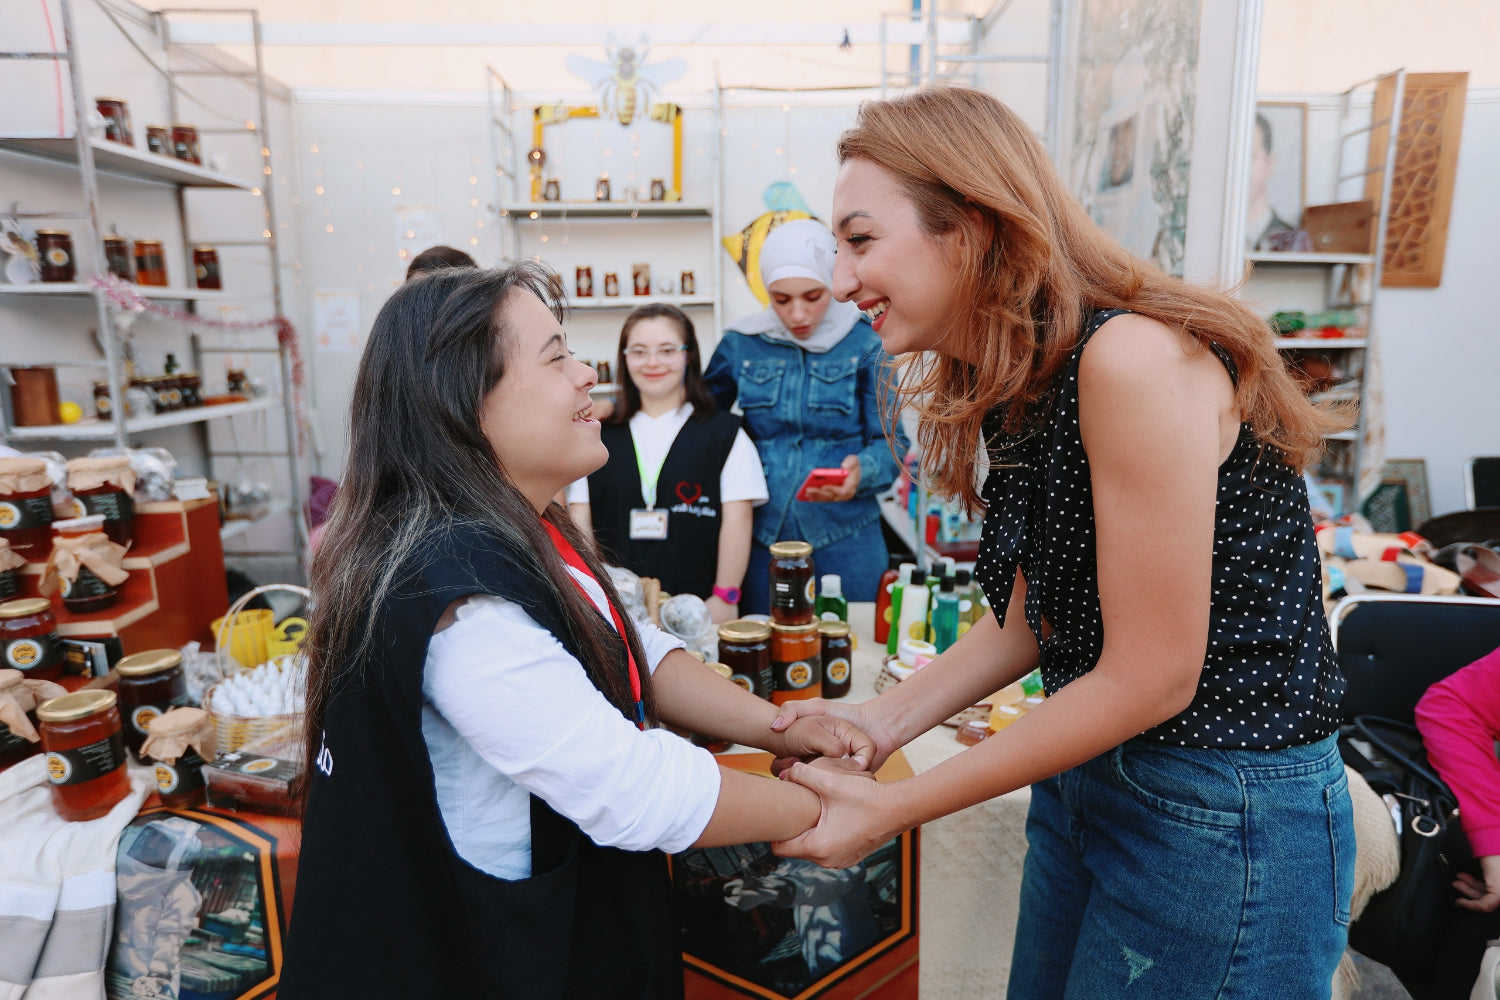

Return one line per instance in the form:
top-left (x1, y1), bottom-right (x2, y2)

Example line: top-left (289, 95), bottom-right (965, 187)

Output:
top-left (705, 318), bottom-right (907, 549)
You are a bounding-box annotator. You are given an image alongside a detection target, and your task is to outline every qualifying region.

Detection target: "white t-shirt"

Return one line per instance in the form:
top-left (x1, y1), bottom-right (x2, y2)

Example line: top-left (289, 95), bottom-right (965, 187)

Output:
top-left (420, 565), bottom-right (721, 880)
top-left (566, 403), bottom-right (768, 507)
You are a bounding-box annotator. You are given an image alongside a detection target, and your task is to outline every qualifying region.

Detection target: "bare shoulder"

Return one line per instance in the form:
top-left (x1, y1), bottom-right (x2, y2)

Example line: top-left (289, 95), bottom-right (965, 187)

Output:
top-left (1079, 311), bottom-right (1229, 401)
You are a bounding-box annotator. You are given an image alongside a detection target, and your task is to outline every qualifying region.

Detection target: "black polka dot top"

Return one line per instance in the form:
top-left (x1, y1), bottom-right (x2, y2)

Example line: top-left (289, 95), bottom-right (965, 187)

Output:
top-left (974, 309), bottom-right (1345, 750)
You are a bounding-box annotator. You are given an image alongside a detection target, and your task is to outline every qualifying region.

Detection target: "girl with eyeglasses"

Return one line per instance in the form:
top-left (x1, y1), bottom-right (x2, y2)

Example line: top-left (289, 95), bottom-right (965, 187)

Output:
top-left (569, 304), bottom-right (767, 622)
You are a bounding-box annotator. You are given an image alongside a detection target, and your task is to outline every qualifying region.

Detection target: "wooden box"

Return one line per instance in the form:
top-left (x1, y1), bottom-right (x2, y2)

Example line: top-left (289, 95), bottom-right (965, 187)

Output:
top-left (675, 752), bottom-right (919, 1000)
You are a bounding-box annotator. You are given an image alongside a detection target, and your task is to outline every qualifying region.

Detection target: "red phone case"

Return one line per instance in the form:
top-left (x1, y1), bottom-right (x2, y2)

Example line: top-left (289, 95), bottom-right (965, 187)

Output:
top-left (796, 467), bottom-right (849, 501)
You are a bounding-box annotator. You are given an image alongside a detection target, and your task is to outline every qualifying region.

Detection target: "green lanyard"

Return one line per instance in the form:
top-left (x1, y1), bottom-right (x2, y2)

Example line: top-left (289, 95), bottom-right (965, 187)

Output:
top-left (632, 436), bottom-right (669, 509)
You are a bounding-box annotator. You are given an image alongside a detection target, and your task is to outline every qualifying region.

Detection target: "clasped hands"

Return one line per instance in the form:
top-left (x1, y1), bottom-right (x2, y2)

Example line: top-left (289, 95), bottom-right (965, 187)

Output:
top-left (764, 697), bottom-right (901, 870)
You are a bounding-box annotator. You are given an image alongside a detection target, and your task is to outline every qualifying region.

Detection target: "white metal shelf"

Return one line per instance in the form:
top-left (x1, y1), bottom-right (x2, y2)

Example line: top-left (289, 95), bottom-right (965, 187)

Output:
top-left (1273, 338), bottom-right (1368, 349)
top-left (503, 202), bottom-right (712, 219)
top-left (568, 295), bottom-right (715, 311)
top-left (0, 136), bottom-right (255, 189)
top-left (220, 498), bottom-right (291, 540)
top-left (7, 397), bottom-right (278, 441)
top-left (1246, 251), bottom-right (1375, 266)
top-left (0, 282), bottom-right (232, 302)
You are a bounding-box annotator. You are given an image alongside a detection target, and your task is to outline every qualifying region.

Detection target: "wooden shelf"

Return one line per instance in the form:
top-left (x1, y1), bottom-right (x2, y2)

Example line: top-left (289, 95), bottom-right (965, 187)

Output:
top-left (1247, 251), bottom-right (1374, 266)
top-left (568, 295), bottom-right (714, 311)
top-left (1274, 338), bottom-right (1368, 349)
top-left (7, 397), bottom-right (278, 441)
top-left (503, 202), bottom-right (711, 219)
top-left (0, 135), bottom-right (255, 189)
top-left (0, 282), bottom-right (232, 302)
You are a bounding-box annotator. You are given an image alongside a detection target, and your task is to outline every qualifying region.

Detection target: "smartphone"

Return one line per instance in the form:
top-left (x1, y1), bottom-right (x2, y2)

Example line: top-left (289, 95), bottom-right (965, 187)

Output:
top-left (796, 467), bottom-right (850, 501)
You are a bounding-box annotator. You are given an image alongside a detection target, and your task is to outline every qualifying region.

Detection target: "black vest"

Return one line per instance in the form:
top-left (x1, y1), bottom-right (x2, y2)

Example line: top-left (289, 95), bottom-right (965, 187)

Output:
top-left (587, 410), bottom-right (742, 598)
top-left (280, 522), bottom-right (683, 1000)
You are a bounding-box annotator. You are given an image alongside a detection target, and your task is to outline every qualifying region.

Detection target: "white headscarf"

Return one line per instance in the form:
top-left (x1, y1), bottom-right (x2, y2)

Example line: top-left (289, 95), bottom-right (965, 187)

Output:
top-left (730, 219), bottom-right (863, 353)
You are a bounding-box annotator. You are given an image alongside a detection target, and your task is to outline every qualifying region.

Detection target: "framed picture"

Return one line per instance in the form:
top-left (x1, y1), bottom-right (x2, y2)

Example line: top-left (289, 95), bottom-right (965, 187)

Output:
top-left (673, 753), bottom-right (918, 1000)
top-left (1247, 102), bottom-right (1307, 251)
top-left (1362, 459), bottom-right (1432, 532)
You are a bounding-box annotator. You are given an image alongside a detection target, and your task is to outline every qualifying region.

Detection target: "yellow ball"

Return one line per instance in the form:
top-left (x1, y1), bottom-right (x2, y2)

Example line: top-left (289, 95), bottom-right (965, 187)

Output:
top-left (58, 401), bottom-right (83, 424)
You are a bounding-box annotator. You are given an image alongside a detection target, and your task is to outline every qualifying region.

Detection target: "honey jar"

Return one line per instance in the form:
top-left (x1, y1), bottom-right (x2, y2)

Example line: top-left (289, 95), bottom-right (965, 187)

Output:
top-left (116, 649), bottom-right (189, 762)
top-left (66, 455), bottom-right (136, 547)
top-left (37, 689), bottom-right (130, 821)
top-left (34, 230), bottom-right (75, 283)
top-left (770, 621), bottom-right (821, 705)
top-left (171, 124), bottom-right (201, 164)
top-left (192, 246), bottom-right (221, 289)
top-left (145, 125), bottom-right (169, 155)
top-left (92, 379), bottom-right (113, 419)
top-left (0, 668), bottom-right (47, 768)
top-left (179, 371), bottom-right (203, 408)
top-left (768, 541), bottom-right (815, 626)
top-left (0, 539), bottom-right (18, 601)
top-left (818, 620), bottom-right (853, 699)
top-left (51, 515), bottom-right (122, 613)
top-left (95, 98), bottom-right (132, 145)
top-left (0, 457), bottom-right (55, 556)
top-left (102, 236), bottom-right (132, 280)
top-left (142, 706), bottom-right (213, 808)
top-left (680, 270), bottom-right (696, 296)
top-left (132, 240), bottom-right (167, 286)
top-left (576, 265), bottom-right (594, 297)
top-left (717, 620), bottom-right (773, 700)
top-left (604, 272), bottom-right (620, 297)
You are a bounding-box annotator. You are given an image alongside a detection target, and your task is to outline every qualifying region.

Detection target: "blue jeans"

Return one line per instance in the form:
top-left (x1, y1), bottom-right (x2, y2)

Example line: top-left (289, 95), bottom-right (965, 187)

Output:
top-left (741, 519), bottom-right (889, 615)
top-left (1008, 732), bottom-right (1354, 1000)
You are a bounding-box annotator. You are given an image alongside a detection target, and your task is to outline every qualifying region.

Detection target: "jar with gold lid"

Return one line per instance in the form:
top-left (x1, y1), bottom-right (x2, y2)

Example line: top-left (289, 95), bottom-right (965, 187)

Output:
top-left (66, 456), bottom-right (135, 547)
top-left (770, 621), bottom-right (822, 705)
top-left (115, 648), bottom-right (189, 761)
top-left (717, 619), bottom-right (773, 700)
top-left (37, 689), bottom-right (130, 821)
top-left (768, 541), bottom-right (816, 625)
top-left (0, 598), bottom-right (62, 681)
top-left (818, 620), bottom-right (853, 699)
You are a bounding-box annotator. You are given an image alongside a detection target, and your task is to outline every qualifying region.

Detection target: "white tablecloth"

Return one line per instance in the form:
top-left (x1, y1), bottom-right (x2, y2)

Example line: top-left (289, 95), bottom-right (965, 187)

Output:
top-left (726, 603), bottom-right (1030, 998)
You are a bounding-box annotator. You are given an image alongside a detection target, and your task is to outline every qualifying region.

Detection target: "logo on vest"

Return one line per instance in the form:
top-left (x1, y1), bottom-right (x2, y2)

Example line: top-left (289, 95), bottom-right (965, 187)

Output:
top-left (316, 731), bottom-right (334, 777)
top-left (669, 480), bottom-right (718, 519)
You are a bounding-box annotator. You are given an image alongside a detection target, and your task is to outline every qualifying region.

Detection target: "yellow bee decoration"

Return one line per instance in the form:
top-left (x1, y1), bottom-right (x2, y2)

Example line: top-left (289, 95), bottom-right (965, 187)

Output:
top-left (566, 36), bottom-right (686, 127)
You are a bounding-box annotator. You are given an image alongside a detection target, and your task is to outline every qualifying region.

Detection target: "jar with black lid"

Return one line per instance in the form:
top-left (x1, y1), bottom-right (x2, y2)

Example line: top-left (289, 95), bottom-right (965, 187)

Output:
top-left (0, 598), bottom-right (62, 681)
top-left (37, 689), bottom-right (130, 821)
top-left (818, 621), bottom-right (853, 699)
top-left (116, 648), bottom-right (189, 762)
top-left (768, 541), bottom-right (816, 625)
top-left (34, 230), bottom-right (75, 283)
top-left (717, 620), bottom-right (773, 700)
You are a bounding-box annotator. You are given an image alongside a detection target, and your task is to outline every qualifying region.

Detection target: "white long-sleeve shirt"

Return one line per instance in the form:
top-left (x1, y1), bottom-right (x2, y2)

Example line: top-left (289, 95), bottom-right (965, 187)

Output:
top-left (420, 566), bottom-right (721, 880)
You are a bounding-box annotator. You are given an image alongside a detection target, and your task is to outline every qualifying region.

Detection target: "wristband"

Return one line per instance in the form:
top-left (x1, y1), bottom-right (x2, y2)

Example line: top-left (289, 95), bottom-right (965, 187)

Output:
top-left (712, 585), bottom-right (741, 604)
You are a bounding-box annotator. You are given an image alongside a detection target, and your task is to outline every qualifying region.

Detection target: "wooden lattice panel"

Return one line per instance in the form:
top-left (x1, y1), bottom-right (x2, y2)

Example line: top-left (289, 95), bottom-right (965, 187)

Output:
top-left (1365, 73), bottom-right (1468, 288)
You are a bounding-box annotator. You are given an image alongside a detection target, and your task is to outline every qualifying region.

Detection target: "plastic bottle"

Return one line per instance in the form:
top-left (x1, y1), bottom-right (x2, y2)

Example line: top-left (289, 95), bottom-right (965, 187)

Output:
top-left (954, 568), bottom-right (977, 634)
top-left (815, 574), bottom-right (848, 623)
top-left (873, 556), bottom-right (906, 645)
top-left (886, 565), bottom-right (916, 656)
top-left (931, 577), bottom-right (960, 652)
top-left (895, 568), bottom-right (930, 648)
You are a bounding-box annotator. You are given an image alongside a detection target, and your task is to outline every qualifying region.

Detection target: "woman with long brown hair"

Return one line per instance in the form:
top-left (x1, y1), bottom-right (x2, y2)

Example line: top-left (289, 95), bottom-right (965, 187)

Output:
top-left (280, 264), bottom-right (872, 999)
top-left (772, 87), bottom-right (1355, 998)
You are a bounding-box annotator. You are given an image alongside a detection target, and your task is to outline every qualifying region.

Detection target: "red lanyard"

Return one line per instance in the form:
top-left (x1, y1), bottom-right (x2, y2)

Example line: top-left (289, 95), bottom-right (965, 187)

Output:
top-left (541, 519), bottom-right (646, 729)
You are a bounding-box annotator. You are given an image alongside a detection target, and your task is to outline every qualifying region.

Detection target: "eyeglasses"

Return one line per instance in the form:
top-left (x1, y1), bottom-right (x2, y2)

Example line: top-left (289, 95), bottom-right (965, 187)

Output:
top-left (623, 345), bottom-right (689, 362)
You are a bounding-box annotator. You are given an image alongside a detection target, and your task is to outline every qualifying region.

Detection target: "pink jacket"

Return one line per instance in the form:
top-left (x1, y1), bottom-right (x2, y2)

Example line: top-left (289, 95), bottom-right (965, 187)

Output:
top-left (1415, 645), bottom-right (1500, 857)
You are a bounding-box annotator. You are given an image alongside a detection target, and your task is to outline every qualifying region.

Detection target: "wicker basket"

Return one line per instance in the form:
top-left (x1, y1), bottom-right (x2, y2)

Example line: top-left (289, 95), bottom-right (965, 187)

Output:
top-left (206, 583), bottom-right (310, 755)
top-left (213, 583), bottom-right (311, 674)
top-left (203, 682), bottom-right (302, 757)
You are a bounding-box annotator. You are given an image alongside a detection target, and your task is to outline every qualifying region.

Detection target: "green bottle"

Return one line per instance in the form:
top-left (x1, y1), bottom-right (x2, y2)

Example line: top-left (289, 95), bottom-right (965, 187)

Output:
top-left (815, 574), bottom-right (848, 623)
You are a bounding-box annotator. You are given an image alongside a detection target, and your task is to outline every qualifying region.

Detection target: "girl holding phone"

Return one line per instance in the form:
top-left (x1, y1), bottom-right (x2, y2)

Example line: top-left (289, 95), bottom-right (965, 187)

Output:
top-left (569, 304), bottom-right (767, 623)
top-left (705, 220), bottom-right (906, 612)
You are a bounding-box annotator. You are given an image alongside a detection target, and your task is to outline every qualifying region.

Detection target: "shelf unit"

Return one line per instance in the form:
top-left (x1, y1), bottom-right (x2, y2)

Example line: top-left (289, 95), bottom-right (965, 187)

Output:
top-left (487, 69), bottom-right (726, 345)
top-left (0, 1), bottom-right (304, 576)
top-left (1243, 70), bottom-right (1406, 514)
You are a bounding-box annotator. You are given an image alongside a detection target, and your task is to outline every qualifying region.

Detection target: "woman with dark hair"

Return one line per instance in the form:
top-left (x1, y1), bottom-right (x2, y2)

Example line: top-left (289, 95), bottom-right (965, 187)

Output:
top-left (405, 243), bottom-right (476, 279)
top-left (280, 264), bottom-right (872, 999)
top-left (771, 88), bottom-right (1356, 999)
top-left (569, 304), bottom-right (765, 621)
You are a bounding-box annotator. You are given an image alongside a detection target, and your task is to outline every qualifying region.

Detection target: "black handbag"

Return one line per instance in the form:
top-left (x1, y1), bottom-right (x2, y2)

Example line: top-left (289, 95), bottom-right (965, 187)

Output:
top-left (1338, 715), bottom-right (1475, 980)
